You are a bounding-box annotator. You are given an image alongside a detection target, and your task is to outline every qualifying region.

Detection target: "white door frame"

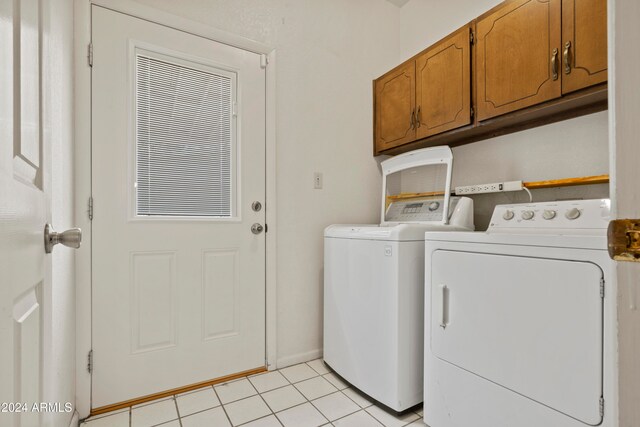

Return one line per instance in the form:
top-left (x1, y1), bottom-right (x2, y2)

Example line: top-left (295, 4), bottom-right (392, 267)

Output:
top-left (608, 0), bottom-right (640, 425)
top-left (73, 0), bottom-right (278, 418)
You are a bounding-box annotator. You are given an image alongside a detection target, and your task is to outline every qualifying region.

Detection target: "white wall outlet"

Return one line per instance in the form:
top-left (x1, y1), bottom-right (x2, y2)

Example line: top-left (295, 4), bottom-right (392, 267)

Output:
top-left (314, 172), bottom-right (323, 189)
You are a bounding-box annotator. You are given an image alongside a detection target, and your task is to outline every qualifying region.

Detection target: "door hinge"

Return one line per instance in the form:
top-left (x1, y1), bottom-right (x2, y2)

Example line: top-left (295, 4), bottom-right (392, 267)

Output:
top-left (88, 196), bottom-right (93, 220)
top-left (265, 224), bottom-right (268, 233)
top-left (260, 54), bottom-right (268, 69)
top-left (87, 350), bottom-right (93, 373)
top-left (608, 219), bottom-right (640, 262)
top-left (470, 30), bottom-right (475, 45)
top-left (599, 397), bottom-right (604, 418)
top-left (87, 43), bottom-right (93, 67)
top-left (600, 278), bottom-right (605, 298)
top-left (470, 106), bottom-right (475, 119)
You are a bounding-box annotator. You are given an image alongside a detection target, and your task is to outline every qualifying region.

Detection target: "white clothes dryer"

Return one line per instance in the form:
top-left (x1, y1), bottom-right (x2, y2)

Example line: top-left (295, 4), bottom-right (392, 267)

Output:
top-left (324, 146), bottom-right (474, 412)
top-left (423, 199), bottom-right (616, 427)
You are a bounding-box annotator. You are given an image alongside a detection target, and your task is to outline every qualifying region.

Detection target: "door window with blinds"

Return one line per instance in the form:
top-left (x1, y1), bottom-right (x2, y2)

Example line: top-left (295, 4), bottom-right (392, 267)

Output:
top-left (134, 49), bottom-right (237, 218)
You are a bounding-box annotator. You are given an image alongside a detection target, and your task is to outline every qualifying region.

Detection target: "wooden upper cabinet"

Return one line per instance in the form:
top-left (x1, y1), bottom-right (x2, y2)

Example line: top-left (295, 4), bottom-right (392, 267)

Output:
top-left (561, 0), bottom-right (607, 94)
top-left (415, 26), bottom-right (472, 139)
top-left (374, 62), bottom-right (416, 153)
top-left (476, 0), bottom-right (562, 121)
top-left (372, 0), bottom-right (608, 155)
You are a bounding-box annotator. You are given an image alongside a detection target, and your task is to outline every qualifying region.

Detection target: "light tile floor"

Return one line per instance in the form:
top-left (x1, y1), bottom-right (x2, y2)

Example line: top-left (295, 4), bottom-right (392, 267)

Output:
top-left (81, 359), bottom-right (427, 427)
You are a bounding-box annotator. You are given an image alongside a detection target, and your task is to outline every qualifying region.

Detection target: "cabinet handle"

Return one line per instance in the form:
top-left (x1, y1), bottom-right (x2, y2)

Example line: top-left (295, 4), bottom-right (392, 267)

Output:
top-left (416, 106), bottom-right (421, 128)
top-left (410, 108), bottom-right (416, 129)
top-left (551, 48), bottom-right (559, 81)
top-left (563, 41), bottom-right (571, 74)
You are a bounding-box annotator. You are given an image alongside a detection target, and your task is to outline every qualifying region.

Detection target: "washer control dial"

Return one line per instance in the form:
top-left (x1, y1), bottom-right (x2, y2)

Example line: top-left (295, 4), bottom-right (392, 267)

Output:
top-left (428, 201), bottom-right (440, 212)
top-left (565, 208), bottom-right (581, 220)
top-left (521, 210), bottom-right (535, 220)
top-left (503, 210), bottom-right (515, 221)
top-left (542, 210), bottom-right (557, 220)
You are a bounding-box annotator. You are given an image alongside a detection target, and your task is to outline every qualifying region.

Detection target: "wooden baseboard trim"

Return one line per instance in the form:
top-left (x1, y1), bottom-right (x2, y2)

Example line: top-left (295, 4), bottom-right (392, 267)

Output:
top-left (90, 366), bottom-right (267, 417)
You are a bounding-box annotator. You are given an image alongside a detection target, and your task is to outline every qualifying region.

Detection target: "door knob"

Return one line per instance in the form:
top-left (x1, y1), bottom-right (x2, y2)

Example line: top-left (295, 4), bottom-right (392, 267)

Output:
top-left (251, 223), bottom-right (264, 235)
top-left (44, 224), bottom-right (82, 253)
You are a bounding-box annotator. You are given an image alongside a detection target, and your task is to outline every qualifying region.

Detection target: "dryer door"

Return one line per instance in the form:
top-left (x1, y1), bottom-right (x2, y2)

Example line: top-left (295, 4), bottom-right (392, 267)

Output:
top-left (430, 250), bottom-right (603, 425)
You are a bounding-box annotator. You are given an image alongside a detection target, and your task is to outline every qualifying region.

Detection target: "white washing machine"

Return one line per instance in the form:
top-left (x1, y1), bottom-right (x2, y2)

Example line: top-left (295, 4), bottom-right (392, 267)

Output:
top-left (424, 199), bottom-right (617, 427)
top-left (324, 146), bottom-right (474, 412)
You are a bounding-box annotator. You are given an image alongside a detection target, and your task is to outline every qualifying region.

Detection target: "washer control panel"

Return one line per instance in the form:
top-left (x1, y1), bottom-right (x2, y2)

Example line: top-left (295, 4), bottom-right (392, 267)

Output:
top-left (386, 198), bottom-right (460, 222)
top-left (489, 199), bottom-right (610, 230)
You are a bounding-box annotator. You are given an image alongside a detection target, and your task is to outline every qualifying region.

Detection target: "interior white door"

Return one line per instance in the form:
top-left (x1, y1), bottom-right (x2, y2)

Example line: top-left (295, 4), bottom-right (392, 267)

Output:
top-left (431, 250), bottom-right (604, 425)
top-left (91, 6), bottom-right (267, 407)
top-left (0, 1), bottom-right (47, 426)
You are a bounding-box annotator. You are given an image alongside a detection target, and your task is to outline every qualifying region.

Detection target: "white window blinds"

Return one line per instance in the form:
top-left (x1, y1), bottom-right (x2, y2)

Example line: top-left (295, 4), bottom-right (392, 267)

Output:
top-left (135, 53), bottom-right (235, 217)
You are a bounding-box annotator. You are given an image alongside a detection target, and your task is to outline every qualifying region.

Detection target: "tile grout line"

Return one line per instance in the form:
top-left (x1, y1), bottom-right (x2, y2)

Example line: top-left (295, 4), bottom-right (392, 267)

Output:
top-left (306, 390), bottom-right (343, 425)
top-left (172, 395), bottom-right (183, 427)
top-left (245, 371), bottom-right (281, 426)
top-left (305, 360), bottom-right (329, 376)
top-left (173, 386), bottom-right (221, 422)
top-left (235, 413), bottom-right (280, 427)
top-left (300, 362), bottom-right (373, 407)
top-left (306, 361), bottom-right (419, 426)
top-left (212, 384), bottom-right (235, 426)
top-left (304, 360), bottom-right (364, 426)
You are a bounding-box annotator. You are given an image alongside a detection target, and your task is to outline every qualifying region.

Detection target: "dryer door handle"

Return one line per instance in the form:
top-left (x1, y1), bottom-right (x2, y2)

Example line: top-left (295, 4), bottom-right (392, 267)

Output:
top-left (439, 284), bottom-right (449, 329)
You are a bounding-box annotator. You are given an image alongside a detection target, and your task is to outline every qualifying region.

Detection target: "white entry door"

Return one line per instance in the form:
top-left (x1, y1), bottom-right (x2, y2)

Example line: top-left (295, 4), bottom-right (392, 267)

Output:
top-left (1, 1), bottom-right (47, 426)
top-left (91, 6), bottom-right (267, 408)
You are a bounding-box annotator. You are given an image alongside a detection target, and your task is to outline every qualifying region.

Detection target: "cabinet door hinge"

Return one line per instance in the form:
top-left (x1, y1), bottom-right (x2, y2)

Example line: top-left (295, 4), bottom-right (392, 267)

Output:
top-left (87, 43), bottom-right (93, 67)
top-left (600, 278), bottom-right (605, 298)
top-left (87, 350), bottom-right (93, 373)
top-left (260, 54), bottom-right (268, 69)
top-left (470, 30), bottom-right (475, 45)
top-left (470, 106), bottom-right (475, 119)
top-left (599, 397), bottom-right (604, 418)
top-left (88, 196), bottom-right (94, 220)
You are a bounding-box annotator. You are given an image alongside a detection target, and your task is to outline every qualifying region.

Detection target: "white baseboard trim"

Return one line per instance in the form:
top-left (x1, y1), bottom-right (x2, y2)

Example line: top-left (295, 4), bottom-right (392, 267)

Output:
top-left (276, 349), bottom-right (323, 370)
top-left (69, 411), bottom-right (79, 427)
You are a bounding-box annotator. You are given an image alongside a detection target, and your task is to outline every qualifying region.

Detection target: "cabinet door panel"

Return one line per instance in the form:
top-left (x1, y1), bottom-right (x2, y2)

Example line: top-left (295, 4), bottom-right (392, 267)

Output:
top-left (415, 26), bottom-right (471, 139)
top-left (374, 62), bottom-right (415, 152)
top-left (561, 0), bottom-right (607, 94)
top-left (476, 0), bottom-right (562, 121)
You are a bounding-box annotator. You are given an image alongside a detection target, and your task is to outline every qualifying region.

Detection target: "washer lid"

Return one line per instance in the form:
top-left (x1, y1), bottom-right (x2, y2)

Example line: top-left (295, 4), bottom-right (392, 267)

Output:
top-left (381, 146), bottom-right (453, 226)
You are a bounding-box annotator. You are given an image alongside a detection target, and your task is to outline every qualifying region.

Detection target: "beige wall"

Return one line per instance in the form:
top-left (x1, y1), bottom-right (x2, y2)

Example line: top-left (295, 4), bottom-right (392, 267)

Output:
top-left (131, 0), bottom-right (401, 366)
top-left (127, 0), bottom-right (609, 367)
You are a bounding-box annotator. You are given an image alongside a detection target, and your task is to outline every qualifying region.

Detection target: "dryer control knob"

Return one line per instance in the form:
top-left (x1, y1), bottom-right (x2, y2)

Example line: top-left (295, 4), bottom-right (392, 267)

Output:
top-left (565, 208), bottom-right (581, 220)
top-left (503, 210), bottom-right (515, 220)
top-left (521, 210), bottom-right (535, 220)
top-left (543, 210), bottom-right (557, 220)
